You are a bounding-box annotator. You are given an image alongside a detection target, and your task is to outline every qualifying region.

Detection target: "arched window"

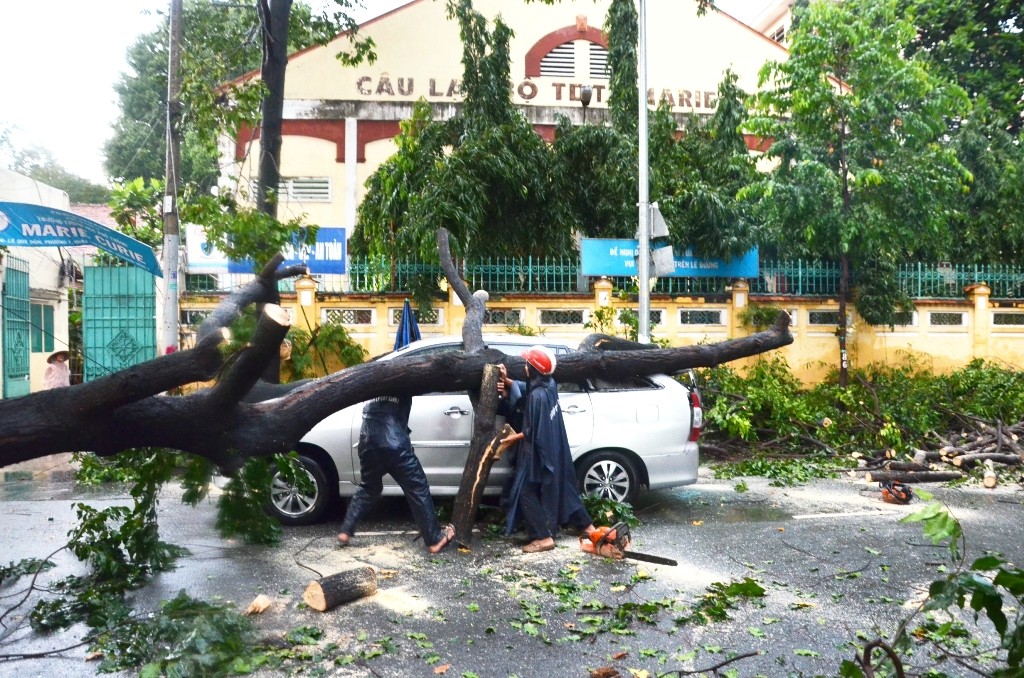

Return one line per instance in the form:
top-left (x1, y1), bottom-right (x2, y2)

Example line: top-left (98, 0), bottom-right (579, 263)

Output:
top-left (537, 41), bottom-right (610, 79)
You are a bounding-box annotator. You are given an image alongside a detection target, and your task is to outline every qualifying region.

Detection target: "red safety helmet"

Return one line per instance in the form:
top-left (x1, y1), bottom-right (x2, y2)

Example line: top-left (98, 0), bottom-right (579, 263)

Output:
top-left (522, 345), bottom-right (556, 375)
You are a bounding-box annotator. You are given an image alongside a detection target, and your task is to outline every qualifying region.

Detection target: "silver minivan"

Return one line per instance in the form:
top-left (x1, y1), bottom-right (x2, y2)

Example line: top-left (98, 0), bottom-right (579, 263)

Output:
top-left (269, 335), bottom-right (703, 524)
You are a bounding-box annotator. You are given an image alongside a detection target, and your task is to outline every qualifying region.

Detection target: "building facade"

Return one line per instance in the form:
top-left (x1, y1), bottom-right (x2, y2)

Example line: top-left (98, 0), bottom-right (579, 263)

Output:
top-left (219, 0), bottom-right (787, 246)
top-left (0, 169), bottom-right (74, 395)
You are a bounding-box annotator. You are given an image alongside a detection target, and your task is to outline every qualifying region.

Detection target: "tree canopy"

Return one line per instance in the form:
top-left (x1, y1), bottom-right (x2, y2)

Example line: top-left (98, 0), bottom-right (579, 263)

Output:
top-left (899, 0), bottom-right (1023, 135)
top-left (104, 0), bottom-right (369, 190)
top-left (2, 138), bottom-right (110, 203)
top-left (743, 0), bottom-right (971, 384)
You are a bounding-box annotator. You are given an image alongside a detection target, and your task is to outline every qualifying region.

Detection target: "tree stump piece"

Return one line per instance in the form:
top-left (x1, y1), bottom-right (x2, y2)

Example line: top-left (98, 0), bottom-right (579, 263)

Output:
top-left (983, 460), bottom-right (998, 489)
top-left (303, 567), bottom-right (377, 612)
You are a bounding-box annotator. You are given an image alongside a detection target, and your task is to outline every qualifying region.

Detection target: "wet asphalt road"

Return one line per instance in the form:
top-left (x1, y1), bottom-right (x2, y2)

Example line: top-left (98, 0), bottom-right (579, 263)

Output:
top-left (1, 470), bottom-right (1020, 677)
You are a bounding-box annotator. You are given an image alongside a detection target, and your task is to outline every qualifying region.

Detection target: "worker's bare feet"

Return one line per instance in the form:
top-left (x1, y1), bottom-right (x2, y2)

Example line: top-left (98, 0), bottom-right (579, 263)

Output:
top-left (428, 524), bottom-right (455, 554)
top-left (337, 532), bottom-right (350, 546)
top-left (522, 537), bottom-right (555, 553)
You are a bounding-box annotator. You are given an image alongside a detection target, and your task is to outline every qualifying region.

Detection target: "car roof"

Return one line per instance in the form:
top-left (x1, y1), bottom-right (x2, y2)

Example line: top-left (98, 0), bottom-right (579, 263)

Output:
top-left (390, 334), bottom-right (573, 357)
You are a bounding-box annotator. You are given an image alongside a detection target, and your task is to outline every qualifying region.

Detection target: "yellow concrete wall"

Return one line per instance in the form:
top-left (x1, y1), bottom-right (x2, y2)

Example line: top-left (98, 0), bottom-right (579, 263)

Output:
top-left (181, 285), bottom-right (1013, 384)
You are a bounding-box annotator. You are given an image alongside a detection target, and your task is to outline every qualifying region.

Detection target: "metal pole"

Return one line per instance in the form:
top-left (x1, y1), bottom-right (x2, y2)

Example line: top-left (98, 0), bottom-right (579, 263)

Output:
top-left (637, 0), bottom-right (651, 343)
top-left (161, 0), bottom-right (183, 355)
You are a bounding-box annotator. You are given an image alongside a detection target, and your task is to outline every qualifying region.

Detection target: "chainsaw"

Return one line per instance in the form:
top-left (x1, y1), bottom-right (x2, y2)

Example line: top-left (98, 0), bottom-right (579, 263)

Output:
top-left (580, 522), bottom-right (678, 566)
top-left (879, 480), bottom-right (913, 504)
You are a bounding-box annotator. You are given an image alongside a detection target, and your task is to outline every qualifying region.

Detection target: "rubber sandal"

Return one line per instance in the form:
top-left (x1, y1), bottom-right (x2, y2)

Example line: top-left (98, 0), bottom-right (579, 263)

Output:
top-left (337, 533), bottom-right (350, 547)
top-left (428, 524), bottom-right (455, 554)
top-left (522, 539), bottom-right (555, 554)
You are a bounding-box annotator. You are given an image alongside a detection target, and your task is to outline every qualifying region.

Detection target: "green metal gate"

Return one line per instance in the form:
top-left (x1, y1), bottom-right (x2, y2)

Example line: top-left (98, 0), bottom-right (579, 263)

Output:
top-left (83, 266), bottom-right (156, 382)
top-left (2, 256), bottom-right (31, 399)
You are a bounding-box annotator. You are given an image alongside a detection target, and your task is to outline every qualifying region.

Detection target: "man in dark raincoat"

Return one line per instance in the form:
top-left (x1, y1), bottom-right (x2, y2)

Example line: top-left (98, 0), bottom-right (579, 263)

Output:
top-left (500, 346), bottom-right (595, 553)
top-left (337, 396), bottom-right (455, 553)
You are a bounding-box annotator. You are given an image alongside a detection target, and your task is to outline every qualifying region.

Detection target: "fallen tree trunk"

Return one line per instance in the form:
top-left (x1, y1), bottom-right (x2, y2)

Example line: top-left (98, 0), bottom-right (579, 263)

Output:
top-left (302, 567), bottom-right (377, 612)
top-left (864, 470), bottom-right (965, 483)
top-left (0, 230), bottom-right (795, 479)
top-left (877, 461), bottom-right (931, 473)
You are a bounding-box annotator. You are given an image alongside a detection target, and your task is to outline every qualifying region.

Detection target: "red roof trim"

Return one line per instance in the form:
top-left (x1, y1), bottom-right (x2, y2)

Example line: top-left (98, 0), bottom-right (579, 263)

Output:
top-left (524, 25), bottom-right (609, 78)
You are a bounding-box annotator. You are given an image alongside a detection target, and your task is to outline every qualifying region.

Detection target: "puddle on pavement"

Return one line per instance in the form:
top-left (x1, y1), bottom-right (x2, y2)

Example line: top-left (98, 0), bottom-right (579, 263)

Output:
top-left (637, 488), bottom-right (792, 524)
top-left (718, 504), bottom-right (790, 523)
top-left (0, 474), bottom-right (128, 502)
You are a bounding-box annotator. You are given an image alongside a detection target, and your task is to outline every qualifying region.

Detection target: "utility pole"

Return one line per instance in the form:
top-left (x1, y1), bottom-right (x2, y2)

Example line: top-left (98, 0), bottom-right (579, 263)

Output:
top-left (161, 0), bottom-right (183, 355)
top-left (636, 0), bottom-right (651, 343)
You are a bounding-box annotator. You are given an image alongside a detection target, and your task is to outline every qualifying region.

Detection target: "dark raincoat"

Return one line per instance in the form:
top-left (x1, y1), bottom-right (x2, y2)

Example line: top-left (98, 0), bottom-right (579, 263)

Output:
top-left (339, 396), bottom-right (443, 545)
top-left (504, 374), bottom-right (592, 537)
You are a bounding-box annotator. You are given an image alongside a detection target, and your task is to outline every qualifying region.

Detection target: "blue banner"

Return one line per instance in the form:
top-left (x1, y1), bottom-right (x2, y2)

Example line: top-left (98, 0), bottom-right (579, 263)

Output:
top-left (581, 238), bottom-right (758, 278)
top-left (0, 202), bottom-right (162, 276)
top-left (187, 225), bottom-right (346, 275)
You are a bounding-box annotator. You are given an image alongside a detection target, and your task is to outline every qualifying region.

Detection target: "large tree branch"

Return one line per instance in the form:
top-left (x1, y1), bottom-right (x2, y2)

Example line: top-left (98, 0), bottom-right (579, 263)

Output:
top-left (0, 311), bottom-right (792, 469)
top-left (0, 222), bottom-right (794, 484)
top-left (437, 228), bottom-right (486, 353)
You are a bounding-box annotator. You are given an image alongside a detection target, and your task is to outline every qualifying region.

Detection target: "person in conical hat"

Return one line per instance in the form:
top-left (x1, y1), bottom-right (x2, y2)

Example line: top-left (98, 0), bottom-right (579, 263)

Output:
top-left (43, 350), bottom-right (71, 389)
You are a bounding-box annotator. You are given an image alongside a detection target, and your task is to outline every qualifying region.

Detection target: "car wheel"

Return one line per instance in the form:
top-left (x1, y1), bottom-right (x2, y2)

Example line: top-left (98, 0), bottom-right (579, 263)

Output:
top-left (577, 451), bottom-right (639, 504)
top-left (268, 454), bottom-right (335, 525)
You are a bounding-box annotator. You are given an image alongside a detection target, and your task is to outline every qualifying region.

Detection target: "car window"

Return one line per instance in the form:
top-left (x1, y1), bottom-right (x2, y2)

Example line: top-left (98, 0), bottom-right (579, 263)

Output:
top-left (403, 343), bottom-right (464, 358)
top-left (588, 375), bottom-right (660, 391)
top-left (487, 342), bottom-right (531, 356)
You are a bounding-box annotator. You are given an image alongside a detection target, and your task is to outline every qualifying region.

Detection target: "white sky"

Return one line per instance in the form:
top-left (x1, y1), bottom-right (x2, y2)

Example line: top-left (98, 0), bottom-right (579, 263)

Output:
top-left (0, 0), bottom-right (759, 186)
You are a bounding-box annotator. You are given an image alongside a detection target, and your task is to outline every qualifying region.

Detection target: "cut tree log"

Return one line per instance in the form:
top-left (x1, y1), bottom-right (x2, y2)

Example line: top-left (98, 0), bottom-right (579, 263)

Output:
top-left (244, 594), bottom-right (273, 615)
top-left (865, 470), bottom-right (965, 483)
top-left (882, 461), bottom-right (931, 472)
top-left (951, 453), bottom-right (1022, 468)
top-left (983, 460), bottom-right (998, 489)
top-left (302, 567), bottom-right (377, 612)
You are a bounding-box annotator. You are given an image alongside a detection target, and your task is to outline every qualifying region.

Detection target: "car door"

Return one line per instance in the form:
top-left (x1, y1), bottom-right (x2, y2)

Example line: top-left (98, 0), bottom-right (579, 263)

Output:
top-left (556, 380), bottom-right (594, 453)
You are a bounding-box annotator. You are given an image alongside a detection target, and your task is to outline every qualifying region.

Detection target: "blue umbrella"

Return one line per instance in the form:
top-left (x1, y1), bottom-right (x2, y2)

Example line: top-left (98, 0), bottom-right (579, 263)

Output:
top-left (394, 298), bottom-right (422, 351)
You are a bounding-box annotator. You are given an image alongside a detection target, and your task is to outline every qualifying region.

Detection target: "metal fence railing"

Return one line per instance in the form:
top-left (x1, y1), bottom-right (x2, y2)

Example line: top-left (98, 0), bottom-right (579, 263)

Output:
top-left (182, 258), bottom-right (1024, 300)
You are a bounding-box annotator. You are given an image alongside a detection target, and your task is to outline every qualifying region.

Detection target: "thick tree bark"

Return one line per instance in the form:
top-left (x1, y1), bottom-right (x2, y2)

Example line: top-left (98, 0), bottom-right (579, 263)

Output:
top-left (450, 423), bottom-right (517, 547)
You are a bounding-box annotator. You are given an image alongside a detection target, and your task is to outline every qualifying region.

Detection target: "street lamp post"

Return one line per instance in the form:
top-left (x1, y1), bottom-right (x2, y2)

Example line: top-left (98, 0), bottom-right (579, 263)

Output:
top-left (637, 0), bottom-right (651, 343)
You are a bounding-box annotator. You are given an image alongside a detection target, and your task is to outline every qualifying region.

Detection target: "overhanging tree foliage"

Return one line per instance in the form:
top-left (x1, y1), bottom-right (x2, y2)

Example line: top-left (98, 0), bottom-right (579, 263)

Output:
top-left (898, 0), bottom-right (1023, 136)
top-left (105, 0), bottom-right (373, 189)
top-left (742, 0), bottom-right (971, 386)
top-left (944, 104), bottom-right (1024, 264)
top-left (353, 0), bottom-right (576, 264)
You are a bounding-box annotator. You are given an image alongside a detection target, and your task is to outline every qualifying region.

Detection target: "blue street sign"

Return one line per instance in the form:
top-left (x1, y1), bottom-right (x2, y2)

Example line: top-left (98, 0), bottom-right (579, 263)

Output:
top-left (186, 225), bottom-right (346, 275)
top-left (0, 202), bottom-right (162, 277)
top-left (581, 238), bottom-right (758, 278)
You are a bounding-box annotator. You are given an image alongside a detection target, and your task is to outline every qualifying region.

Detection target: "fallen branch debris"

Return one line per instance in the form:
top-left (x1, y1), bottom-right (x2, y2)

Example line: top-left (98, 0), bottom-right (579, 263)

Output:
top-left (860, 420), bottom-right (1024, 487)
